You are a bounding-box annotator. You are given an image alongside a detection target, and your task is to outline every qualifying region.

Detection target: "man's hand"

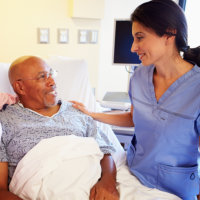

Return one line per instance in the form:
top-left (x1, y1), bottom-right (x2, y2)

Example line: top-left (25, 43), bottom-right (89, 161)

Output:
top-left (89, 176), bottom-right (119, 200)
top-left (89, 154), bottom-right (119, 200)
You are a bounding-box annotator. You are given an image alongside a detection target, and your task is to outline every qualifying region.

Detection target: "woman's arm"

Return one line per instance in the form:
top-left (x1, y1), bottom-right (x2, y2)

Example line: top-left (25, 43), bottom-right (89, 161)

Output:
top-left (0, 162), bottom-right (22, 200)
top-left (91, 108), bottom-right (134, 127)
top-left (71, 101), bottom-right (134, 127)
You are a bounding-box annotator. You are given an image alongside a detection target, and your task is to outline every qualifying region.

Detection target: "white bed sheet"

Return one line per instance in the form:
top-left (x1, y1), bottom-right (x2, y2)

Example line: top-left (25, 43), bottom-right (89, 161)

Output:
top-left (10, 136), bottom-right (181, 200)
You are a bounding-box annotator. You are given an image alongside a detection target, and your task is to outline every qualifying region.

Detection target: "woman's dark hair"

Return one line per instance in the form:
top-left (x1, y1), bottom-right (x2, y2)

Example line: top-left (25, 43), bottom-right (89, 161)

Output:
top-left (183, 46), bottom-right (200, 66)
top-left (131, 0), bottom-right (200, 66)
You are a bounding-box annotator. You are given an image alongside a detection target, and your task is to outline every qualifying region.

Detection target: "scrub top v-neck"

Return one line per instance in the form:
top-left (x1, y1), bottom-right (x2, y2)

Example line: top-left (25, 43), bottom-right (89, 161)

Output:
top-left (127, 64), bottom-right (200, 199)
top-left (148, 65), bottom-right (200, 105)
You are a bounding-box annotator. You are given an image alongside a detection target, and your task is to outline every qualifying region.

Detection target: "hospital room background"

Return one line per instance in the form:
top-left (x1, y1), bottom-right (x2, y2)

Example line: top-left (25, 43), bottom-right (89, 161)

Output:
top-left (0, 0), bottom-right (198, 101)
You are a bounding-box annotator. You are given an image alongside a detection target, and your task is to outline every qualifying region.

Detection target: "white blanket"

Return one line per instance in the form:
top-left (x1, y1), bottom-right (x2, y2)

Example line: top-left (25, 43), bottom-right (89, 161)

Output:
top-left (10, 136), bottom-right (181, 200)
top-left (9, 135), bottom-right (103, 200)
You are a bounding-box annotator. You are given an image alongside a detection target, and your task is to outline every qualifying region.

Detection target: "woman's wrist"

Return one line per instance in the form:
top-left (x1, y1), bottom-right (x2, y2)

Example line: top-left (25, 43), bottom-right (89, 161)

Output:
top-left (90, 111), bottom-right (97, 119)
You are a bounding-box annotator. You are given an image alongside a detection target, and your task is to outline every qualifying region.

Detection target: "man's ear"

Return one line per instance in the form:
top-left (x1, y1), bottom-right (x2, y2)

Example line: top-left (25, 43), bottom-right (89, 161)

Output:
top-left (12, 81), bottom-right (26, 95)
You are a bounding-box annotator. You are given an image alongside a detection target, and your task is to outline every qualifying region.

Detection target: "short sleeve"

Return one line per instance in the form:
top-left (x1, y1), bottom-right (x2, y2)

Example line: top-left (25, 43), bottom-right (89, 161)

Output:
top-left (195, 114), bottom-right (200, 136)
top-left (0, 123), bottom-right (8, 162)
top-left (86, 117), bottom-right (115, 154)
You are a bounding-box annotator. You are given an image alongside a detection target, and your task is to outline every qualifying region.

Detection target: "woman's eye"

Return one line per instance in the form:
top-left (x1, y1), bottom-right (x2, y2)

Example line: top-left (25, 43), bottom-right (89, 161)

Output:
top-left (136, 37), bottom-right (143, 41)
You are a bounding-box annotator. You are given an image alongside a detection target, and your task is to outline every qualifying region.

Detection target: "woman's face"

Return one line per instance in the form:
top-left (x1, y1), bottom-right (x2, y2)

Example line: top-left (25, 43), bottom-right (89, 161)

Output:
top-left (131, 21), bottom-right (168, 66)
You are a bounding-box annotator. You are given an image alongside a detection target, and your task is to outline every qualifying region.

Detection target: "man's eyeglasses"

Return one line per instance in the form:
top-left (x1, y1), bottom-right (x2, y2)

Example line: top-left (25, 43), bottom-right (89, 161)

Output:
top-left (17, 68), bottom-right (58, 82)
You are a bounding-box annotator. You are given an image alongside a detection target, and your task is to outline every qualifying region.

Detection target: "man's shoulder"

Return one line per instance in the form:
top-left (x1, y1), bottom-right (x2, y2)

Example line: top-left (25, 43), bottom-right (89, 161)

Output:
top-left (60, 101), bottom-right (80, 113)
top-left (0, 103), bottom-right (19, 113)
top-left (0, 104), bottom-right (22, 121)
top-left (0, 105), bottom-right (15, 129)
top-left (60, 100), bottom-right (91, 119)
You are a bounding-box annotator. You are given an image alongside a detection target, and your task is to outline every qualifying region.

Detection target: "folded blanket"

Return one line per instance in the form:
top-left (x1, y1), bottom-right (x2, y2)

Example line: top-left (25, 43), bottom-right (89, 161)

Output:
top-left (9, 135), bottom-right (103, 200)
top-left (0, 93), bottom-right (17, 110)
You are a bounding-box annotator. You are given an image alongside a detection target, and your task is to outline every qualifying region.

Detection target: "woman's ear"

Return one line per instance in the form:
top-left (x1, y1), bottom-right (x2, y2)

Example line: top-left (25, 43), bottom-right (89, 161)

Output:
top-left (165, 28), bottom-right (177, 36)
top-left (166, 34), bottom-right (176, 46)
top-left (12, 81), bottom-right (26, 95)
top-left (165, 28), bottom-right (177, 39)
top-left (164, 28), bottom-right (177, 47)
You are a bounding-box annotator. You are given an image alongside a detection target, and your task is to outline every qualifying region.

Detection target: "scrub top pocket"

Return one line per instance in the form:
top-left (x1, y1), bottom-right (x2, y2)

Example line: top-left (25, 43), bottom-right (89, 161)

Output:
top-left (157, 164), bottom-right (199, 199)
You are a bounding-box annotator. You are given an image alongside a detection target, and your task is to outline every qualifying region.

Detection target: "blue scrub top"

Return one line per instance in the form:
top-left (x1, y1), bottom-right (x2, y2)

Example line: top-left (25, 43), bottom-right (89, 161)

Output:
top-left (127, 64), bottom-right (200, 199)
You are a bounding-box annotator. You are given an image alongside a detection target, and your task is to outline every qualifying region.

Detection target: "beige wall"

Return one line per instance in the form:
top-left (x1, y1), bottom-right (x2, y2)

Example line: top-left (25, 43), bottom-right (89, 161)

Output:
top-left (0, 0), bottom-right (180, 100)
top-left (0, 0), bottom-right (101, 90)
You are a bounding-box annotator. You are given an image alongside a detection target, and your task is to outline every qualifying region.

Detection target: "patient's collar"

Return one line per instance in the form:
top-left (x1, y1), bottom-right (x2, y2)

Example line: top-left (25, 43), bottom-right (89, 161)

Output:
top-left (18, 100), bottom-right (61, 108)
top-left (17, 100), bottom-right (62, 117)
top-left (18, 102), bottom-right (24, 107)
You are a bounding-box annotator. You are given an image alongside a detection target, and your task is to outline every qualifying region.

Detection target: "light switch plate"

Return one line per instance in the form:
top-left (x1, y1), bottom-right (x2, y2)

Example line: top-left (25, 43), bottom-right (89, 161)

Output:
top-left (89, 30), bottom-right (98, 43)
top-left (58, 28), bottom-right (69, 43)
top-left (78, 30), bottom-right (88, 43)
top-left (38, 28), bottom-right (49, 43)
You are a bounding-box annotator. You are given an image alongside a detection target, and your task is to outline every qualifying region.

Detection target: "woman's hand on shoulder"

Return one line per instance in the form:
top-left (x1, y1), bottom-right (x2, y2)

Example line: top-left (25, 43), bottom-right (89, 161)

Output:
top-left (70, 101), bottom-right (92, 116)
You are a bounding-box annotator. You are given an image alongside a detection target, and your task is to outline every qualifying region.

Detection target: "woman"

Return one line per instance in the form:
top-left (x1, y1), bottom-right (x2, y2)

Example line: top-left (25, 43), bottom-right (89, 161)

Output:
top-left (72, 0), bottom-right (200, 199)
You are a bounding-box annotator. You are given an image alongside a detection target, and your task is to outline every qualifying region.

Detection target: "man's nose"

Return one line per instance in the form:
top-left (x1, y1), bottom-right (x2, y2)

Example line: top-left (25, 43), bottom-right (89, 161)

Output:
top-left (46, 75), bottom-right (56, 87)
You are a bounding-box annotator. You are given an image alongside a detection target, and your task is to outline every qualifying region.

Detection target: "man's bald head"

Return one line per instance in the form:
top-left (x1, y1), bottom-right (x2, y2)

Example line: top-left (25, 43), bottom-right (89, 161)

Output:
top-left (9, 56), bottom-right (45, 85)
top-left (8, 56), bottom-right (57, 110)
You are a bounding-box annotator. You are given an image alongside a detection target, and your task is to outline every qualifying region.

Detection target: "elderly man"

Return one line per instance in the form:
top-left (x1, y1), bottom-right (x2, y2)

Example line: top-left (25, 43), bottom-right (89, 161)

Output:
top-left (0, 56), bottom-right (119, 200)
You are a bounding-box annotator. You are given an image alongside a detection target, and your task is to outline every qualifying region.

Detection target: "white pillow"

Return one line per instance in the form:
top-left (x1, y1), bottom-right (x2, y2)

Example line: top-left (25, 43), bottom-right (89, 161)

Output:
top-left (0, 63), bottom-right (15, 94)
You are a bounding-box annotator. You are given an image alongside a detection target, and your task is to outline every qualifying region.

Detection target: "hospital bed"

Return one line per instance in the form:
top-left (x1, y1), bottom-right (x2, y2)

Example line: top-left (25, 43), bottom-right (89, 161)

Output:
top-left (0, 56), bottom-right (181, 200)
top-left (0, 56), bottom-right (126, 167)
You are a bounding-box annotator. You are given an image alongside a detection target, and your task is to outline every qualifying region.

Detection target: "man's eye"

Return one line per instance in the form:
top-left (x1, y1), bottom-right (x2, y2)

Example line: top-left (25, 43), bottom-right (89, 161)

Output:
top-left (38, 74), bottom-right (46, 80)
